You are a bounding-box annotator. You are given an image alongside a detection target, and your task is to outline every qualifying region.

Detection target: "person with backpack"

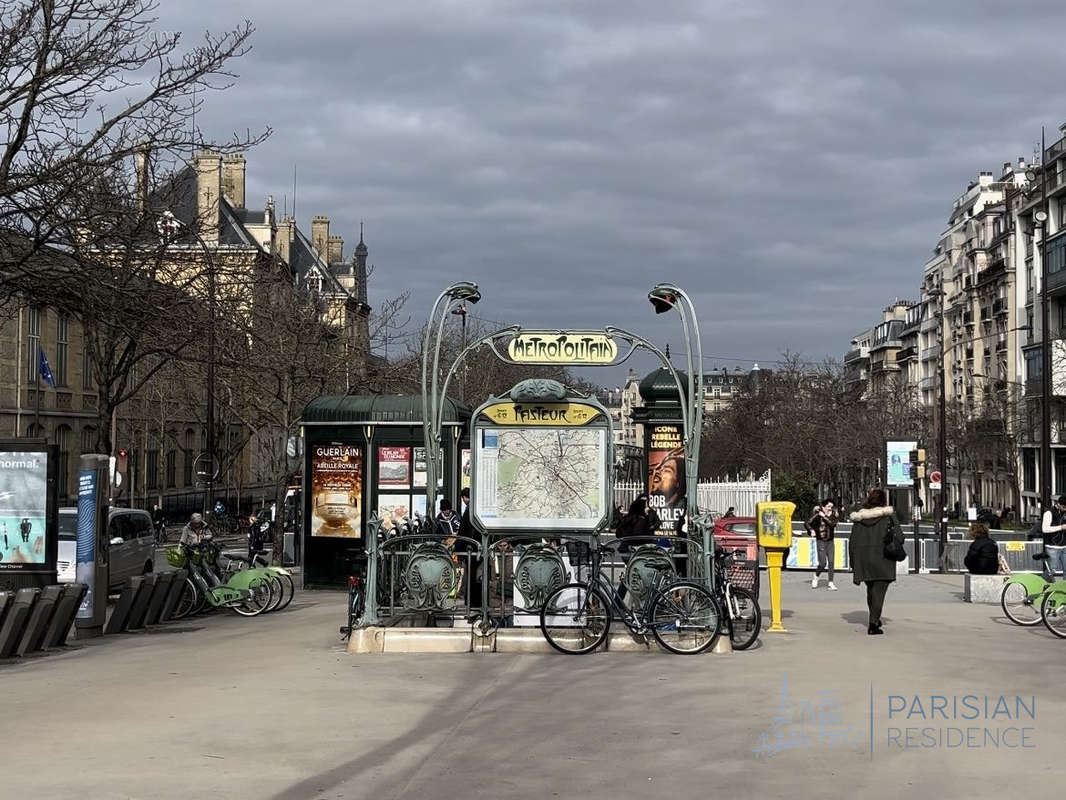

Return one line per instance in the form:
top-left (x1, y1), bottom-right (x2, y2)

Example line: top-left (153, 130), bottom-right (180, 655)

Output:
top-left (615, 495), bottom-right (660, 554)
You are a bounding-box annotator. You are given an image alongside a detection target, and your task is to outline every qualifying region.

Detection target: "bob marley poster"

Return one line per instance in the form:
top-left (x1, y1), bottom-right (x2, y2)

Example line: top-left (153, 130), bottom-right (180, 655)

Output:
top-left (310, 444), bottom-right (362, 538)
top-left (647, 424), bottom-right (685, 536)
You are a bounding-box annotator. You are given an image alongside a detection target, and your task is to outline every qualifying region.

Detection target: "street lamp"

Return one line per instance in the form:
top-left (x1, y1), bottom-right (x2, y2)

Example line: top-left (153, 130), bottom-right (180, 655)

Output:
top-left (422, 282), bottom-right (480, 517)
top-left (1026, 134), bottom-right (1052, 514)
top-left (451, 303), bottom-right (468, 402)
top-left (926, 286), bottom-right (948, 571)
top-left (647, 283), bottom-right (705, 566)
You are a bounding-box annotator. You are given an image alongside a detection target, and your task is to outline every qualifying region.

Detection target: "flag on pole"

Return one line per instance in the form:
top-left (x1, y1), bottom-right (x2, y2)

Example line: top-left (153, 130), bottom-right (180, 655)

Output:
top-left (37, 345), bottom-right (56, 389)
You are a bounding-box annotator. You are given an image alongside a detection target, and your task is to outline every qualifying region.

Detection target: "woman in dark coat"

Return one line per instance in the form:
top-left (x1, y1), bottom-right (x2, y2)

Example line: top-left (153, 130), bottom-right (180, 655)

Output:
top-left (964, 522), bottom-right (999, 575)
top-left (848, 488), bottom-right (903, 635)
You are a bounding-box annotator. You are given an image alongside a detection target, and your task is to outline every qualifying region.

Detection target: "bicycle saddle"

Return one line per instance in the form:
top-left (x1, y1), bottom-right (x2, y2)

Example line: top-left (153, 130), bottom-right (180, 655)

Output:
top-left (1034, 552), bottom-right (1050, 561)
top-left (222, 551), bottom-right (250, 562)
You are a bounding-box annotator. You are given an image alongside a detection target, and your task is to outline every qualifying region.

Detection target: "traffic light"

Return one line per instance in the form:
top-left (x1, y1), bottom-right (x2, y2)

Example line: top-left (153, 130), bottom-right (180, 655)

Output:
top-left (909, 448), bottom-right (927, 481)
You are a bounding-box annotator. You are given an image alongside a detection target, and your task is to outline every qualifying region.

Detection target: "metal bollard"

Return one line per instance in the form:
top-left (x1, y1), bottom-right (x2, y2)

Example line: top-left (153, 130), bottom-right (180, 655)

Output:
top-left (144, 572), bottom-right (173, 626)
top-left (44, 584), bottom-right (87, 649)
top-left (126, 573), bottom-right (158, 630)
top-left (159, 569), bottom-right (188, 622)
top-left (0, 588), bottom-right (40, 657)
top-left (104, 577), bottom-right (141, 635)
top-left (16, 585), bottom-right (64, 656)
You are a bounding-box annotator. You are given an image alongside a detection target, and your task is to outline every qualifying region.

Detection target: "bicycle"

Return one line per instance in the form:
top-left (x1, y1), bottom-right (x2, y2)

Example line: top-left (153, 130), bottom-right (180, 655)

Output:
top-left (340, 574), bottom-right (365, 639)
top-left (1000, 552), bottom-right (1055, 626)
top-left (713, 547), bottom-right (762, 650)
top-left (539, 541), bottom-right (721, 655)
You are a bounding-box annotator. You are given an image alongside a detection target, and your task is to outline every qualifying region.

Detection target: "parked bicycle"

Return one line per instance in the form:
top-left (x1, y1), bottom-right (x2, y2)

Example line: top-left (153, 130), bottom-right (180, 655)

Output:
top-left (166, 539), bottom-right (273, 618)
top-left (340, 574), bottom-right (365, 639)
top-left (1000, 552), bottom-right (1055, 626)
top-left (713, 547), bottom-right (762, 650)
top-left (538, 541), bottom-right (721, 655)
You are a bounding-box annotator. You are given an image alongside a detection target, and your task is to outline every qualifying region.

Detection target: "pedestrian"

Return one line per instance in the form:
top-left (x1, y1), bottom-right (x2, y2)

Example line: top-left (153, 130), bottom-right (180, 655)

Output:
top-left (848, 488), bottom-right (903, 636)
top-left (456, 488), bottom-right (482, 615)
top-left (963, 521), bottom-right (999, 575)
top-left (808, 499), bottom-right (839, 590)
top-left (615, 495), bottom-right (660, 554)
top-left (19, 517), bottom-right (30, 543)
top-left (247, 511), bottom-right (264, 560)
top-left (180, 512), bottom-right (210, 547)
top-left (1040, 495), bottom-right (1066, 579)
top-left (435, 498), bottom-right (461, 541)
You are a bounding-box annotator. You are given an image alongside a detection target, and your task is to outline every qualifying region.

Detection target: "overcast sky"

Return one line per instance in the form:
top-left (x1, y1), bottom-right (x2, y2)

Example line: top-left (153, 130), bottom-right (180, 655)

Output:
top-left (160, 0), bottom-right (1066, 384)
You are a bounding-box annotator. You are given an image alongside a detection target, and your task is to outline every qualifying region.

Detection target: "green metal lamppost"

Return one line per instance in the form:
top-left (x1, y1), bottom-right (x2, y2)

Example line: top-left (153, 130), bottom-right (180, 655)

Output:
top-left (422, 281), bottom-right (481, 517)
top-left (647, 283), bottom-right (707, 576)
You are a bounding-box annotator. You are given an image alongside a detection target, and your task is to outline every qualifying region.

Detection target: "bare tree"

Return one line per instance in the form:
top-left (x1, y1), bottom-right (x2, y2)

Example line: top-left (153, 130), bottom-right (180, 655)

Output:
top-left (0, 0), bottom-right (265, 304)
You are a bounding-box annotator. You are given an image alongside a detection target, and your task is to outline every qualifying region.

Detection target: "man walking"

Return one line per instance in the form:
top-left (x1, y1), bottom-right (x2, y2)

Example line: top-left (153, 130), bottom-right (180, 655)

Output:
top-left (1042, 495), bottom-right (1066, 578)
top-left (809, 499), bottom-right (839, 590)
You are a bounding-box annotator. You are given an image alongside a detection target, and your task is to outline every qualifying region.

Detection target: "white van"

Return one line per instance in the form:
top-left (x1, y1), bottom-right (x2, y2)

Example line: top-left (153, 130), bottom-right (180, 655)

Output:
top-left (57, 507), bottom-right (156, 590)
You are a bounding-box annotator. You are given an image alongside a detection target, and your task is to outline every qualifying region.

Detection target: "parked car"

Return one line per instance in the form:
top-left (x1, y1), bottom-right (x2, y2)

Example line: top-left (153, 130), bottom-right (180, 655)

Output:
top-left (57, 507), bottom-right (156, 590)
top-left (714, 514), bottom-right (813, 537)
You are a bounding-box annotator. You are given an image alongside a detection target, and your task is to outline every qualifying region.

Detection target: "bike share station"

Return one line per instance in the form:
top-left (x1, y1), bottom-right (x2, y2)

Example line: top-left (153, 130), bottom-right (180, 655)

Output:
top-left (0, 440), bottom-right (87, 658)
top-left (333, 281), bottom-right (761, 655)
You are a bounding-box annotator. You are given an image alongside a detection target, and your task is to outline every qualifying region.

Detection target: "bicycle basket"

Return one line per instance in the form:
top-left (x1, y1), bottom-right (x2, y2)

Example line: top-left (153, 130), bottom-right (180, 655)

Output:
top-left (165, 547), bottom-right (186, 568)
top-left (726, 558), bottom-right (759, 600)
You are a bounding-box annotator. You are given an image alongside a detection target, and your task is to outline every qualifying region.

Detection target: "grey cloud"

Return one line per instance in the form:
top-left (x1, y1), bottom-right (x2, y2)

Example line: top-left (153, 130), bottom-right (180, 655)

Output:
top-left (156, 0), bottom-right (1066, 380)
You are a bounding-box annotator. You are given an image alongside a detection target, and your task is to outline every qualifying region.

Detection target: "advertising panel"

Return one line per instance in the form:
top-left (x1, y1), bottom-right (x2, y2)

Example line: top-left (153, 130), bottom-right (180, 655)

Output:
top-left (75, 468), bottom-right (99, 618)
top-left (377, 446), bottom-right (411, 489)
top-left (885, 440), bottom-right (917, 488)
top-left (376, 495), bottom-right (410, 531)
top-left (310, 444), bottom-right (362, 538)
top-left (0, 450), bottom-right (48, 568)
top-left (647, 424), bottom-right (685, 536)
top-left (461, 448), bottom-right (471, 490)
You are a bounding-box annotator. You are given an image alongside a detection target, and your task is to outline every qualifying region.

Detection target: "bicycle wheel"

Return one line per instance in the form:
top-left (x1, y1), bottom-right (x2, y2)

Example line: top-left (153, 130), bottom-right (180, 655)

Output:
top-left (725, 586), bottom-right (762, 650)
top-left (171, 578), bottom-right (199, 620)
top-left (264, 575), bottom-right (285, 613)
top-left (1041, 589), bottom-right (1066, 638)
top-left (232, 578), bottom-right (272, 617)
top-left (540, 583), bottom-right (612, 655)
top-left (275, 572), bottom-right (296, 611)
top-left (1002, 580), bottom-right (1043, 626)
top-left (649, 581), bottom-right (721, 655)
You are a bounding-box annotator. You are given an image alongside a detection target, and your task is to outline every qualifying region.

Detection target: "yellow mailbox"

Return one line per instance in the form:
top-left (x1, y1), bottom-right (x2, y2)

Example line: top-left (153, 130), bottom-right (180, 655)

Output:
top-left (756, 500), bottom-right (795, 633)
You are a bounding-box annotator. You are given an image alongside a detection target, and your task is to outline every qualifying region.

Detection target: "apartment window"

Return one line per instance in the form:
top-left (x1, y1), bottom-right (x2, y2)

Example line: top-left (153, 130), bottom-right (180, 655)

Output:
top-left (56, 425), bottom-right (71, 499)
top-left (184, 429), bottom-right (195, 485)
top-left (166, 450), bottom-right (177, 488)
top-left (1025, 232), bottom-right (1034, 258)
top-left (147, 448), bottom-right (159, 490)
top-left (1057, 450), bottom-right (1066, 496)
top-left (713, 388), bottom-right (721, 398)
top-left (81, 427), bottom-right (96, 454)
top-left (1060, 198), bottom-right (1066, 229)
top-left (26, 306), bottom-right (40, 382)
top-left (82, 341), bottom-right (94, 390)
top-left (56, 314), bottom-right (68, 386)
top-left (992, 218), bottom-right (1002, 239)
top-left (1024, 450), bottom-right (1037, 492)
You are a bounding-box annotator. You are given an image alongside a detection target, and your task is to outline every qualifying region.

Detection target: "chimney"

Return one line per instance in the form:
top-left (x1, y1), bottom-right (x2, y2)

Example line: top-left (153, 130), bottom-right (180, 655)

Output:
top-left (311, 215), bottom-right (329, 258)
top-left (221, 154), bottom-right (246, 209)
top-left (193, 150), bottom-right (222, 243)
top-left (328, 235), bottom-right (344, 263)
top-left (135, 145), bottom-right (150, 213)
top-left (276, 216), bottom-right (294, 264)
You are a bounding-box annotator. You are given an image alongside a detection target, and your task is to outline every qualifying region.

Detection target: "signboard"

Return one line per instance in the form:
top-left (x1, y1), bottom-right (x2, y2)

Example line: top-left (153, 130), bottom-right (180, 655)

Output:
top-left (461, 448), bottom-right (471, 490)
top-left (647, 424), bottom-right (685, 536)
top-left (929, 470), bottom-right (942, 491)
top-left (310, 444), bottom-right (362, 538)
top-left (507, 332), bottom-right (618, 365)
top-left (480, 402), bottom-right (600, 426)
top-left (885, 440), bottom-right (917, 488)
top-left (75, 468), bottom-right (99, 618)
top-left (412, 447), bottom-right (442, 489)
top-left (474, 427), bottom-right (607, 530)
top-left (377, 446), bottom-right (411, 489)
top-left (0, 450), bottom-right (49, 569)
top-left (757, 501), bottom-right (795, 549)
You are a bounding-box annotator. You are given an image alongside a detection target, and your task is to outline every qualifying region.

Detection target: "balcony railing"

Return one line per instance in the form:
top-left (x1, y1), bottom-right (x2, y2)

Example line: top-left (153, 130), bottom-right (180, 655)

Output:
top-left (993, 297), bottom-right (1008, 316)
top-left (919, 376), bottom-right (936, 391)
top-left (896, 346), bottom-right (916, 362)
top-left (921, 346), bottom-right (940, 361)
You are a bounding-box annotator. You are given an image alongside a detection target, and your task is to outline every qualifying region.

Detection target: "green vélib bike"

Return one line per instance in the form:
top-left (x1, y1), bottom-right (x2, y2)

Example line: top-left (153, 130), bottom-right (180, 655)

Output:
top-left (1000, 553), bottom-right (1055, 626)
top-left (167, 541), bottom-right (273, 618)
top-left (216, 548), bottom-right (296, 612)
